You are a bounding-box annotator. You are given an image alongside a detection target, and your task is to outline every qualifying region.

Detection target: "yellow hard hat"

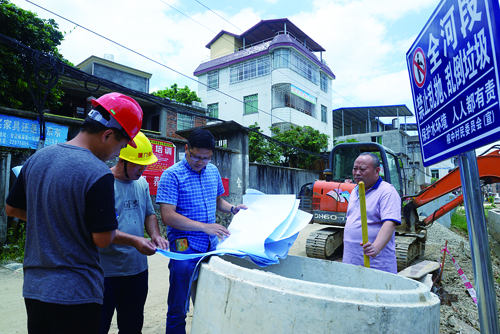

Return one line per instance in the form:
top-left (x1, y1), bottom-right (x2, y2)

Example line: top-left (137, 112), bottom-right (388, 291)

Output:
top-left (119, 132), bottom-right (158, 165)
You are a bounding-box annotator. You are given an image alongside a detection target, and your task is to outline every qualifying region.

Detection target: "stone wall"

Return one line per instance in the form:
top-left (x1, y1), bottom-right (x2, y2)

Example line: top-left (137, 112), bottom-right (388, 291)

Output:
top-left (249, 163), bottom-right (321, 196)
top-left (487, 209), bottom-right (500, 243)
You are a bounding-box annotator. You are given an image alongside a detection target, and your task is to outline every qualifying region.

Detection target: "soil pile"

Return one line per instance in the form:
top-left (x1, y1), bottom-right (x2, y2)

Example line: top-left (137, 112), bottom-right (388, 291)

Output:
top-left (424, 222), bottom-right (500, 333)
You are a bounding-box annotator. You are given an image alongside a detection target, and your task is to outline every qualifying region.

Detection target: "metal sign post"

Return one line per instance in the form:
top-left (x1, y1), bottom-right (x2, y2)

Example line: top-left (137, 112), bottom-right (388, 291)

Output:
top-left (406, 1), bottom-right (500, 331)
top-left (458, 150), bottom-right (499, 333)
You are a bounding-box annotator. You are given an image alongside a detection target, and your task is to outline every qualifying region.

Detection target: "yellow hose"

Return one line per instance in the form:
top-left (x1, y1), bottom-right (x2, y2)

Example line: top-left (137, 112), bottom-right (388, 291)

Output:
top-left (358, 181), bottom-right (370, 268)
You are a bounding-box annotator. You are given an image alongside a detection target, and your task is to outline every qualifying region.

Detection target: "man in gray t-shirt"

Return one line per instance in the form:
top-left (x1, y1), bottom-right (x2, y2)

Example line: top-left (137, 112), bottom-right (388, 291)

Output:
top-left (99, 132), bottom-right (168, 334)
top-left (5, 93), bottom-right (143, 334)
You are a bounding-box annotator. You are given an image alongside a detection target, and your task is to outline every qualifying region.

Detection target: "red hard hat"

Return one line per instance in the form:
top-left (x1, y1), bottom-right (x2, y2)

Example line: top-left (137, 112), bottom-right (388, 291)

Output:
top-left (91, 92), bottom-right (143, 148)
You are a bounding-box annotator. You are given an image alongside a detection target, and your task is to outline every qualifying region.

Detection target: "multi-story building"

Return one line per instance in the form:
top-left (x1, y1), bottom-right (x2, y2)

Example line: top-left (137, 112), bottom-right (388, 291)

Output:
top-left (194, 18), bottom-right (336, 148)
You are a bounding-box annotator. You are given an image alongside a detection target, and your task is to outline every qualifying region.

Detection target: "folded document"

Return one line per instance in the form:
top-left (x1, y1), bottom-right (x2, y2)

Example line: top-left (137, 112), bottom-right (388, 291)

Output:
top-left (156, 190), bottom-right (312, 266)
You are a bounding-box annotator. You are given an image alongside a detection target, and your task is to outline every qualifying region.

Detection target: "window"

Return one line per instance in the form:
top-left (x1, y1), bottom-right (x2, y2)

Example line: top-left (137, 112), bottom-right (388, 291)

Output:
top-left (151, 114), bottom-right (160, 132)
top-left (177, 113), bottom-right (194, 131)
top-left (230, 56), bottom-right (270, 84)
top-left (290, 49), bottom-right (319, 84)
top-left (207, 70), bottom-right (219, 90)
top-left (320, 72), bottom-right (328, 92)
top-left (371, 136), bottom-right (383, 144)
top-left (272, 83), bottom-right (315, 117)
top-left (273, 48), bottom-right (290, 68)
top-left (244, 94), bottom-right (258, 114)
top-left (321, 105), bottom-right (327, 123)
top-left (387, 153), bottom-right (403, 196)
top-left (207, 103), bottom-right (219, 118)
top-left (273, 48), bottom-right (319, 85)
top-left (431, 169), bottom-right (439, 179)
top-left (76, 107), bottom-right (85, 118)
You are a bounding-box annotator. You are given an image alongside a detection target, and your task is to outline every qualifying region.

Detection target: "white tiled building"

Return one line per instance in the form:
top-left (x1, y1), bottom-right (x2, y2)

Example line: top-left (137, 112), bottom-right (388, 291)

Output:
top-left (194, 18), bottom-right (336, 149)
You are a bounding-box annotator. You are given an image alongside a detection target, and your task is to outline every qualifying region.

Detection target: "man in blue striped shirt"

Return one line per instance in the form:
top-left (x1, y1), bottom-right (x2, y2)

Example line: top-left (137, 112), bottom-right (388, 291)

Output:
top-left (156, 128), bottom-right (246, 334)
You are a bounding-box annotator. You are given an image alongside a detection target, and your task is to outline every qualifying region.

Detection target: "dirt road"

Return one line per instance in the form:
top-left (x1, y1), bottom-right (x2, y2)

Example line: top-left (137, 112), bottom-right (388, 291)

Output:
top-left (2, 222), bottom-right (498, 333)
top-left (0, 224), bottom-right (320, 334)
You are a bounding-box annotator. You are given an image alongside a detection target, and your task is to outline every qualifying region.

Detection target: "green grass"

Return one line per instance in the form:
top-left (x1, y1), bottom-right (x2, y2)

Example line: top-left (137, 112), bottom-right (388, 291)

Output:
top-left (451, 205), bottom-right (495, 237)
top-left (451, 210), bottom-right (469, 236)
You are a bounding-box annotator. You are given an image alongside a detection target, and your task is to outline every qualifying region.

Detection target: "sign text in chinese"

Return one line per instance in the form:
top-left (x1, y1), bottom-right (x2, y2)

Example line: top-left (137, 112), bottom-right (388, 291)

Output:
top-left (0, 114), bottom-right (68, 149)
top-left (406, 0), bottom-right (500, 166)
top-left (142, 139), bottom-right (176, 195)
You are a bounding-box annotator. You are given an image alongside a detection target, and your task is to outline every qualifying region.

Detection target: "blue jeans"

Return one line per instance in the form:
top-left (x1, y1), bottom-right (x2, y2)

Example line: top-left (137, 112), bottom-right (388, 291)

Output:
top-left (99, 269), bottom-right (149, 334)
top-left (166, 245), bottom-right (200, 334)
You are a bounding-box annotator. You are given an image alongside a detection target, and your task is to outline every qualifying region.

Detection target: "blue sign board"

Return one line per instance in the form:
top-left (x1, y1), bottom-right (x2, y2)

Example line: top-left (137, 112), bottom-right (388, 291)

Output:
top-left (407, 0), bottom-right (500, 167)
top-left (0, 114), bottom-right (68, 149)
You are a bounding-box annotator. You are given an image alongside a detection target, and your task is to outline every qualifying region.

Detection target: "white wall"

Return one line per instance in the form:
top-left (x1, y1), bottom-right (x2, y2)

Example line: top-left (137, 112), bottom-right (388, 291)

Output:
top-left (197, 55), bottom-right (333, 149)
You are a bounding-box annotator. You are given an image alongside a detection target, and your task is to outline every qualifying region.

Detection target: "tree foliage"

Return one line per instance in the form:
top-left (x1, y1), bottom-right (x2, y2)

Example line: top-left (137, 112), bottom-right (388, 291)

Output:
top-left (271, 125), bottom-right (329, 169)
top-left (152, 83), bottom-right (202, 105)
top-left (334, 138), bottom-right (359, 145)
top-left (249, 123), bottom-right (329, 169)
top-left (0, 0), bottom-right (68, 111)
top-left (248, 123), bottom-right (280, 165)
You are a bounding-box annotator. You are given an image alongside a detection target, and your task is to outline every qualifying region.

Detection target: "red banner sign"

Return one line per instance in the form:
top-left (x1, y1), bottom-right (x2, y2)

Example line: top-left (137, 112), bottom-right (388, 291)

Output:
top-left (142, 139), bottom-right (176, 195)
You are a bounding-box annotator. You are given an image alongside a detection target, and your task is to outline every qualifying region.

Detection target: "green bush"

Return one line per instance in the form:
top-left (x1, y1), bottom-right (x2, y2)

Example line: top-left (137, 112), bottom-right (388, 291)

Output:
top-left (0, 220), bottom-right (26, 263)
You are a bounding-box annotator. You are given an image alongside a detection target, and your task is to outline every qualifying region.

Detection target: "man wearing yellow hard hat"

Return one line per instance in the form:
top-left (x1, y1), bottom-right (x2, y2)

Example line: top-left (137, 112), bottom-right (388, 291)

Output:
top-left (98, 132), bottom-right (169, 334)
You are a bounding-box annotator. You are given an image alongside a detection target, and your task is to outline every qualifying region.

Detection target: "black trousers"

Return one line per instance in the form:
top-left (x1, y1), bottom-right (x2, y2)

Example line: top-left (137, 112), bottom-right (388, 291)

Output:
top-left (25, 298), bottom-right (101, 334)
top-left (99, 269), bottom-right (149, 334)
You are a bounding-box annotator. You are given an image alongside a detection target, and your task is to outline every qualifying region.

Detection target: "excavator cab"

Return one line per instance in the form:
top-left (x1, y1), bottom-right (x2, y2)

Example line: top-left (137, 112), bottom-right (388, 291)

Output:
top-left (329, 142), bottom-right (405, 196)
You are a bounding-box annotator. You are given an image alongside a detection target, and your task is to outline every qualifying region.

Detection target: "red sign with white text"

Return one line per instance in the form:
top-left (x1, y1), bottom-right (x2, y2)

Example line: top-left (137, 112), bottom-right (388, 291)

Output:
top-left (142, 139), bottom-right (176, 195)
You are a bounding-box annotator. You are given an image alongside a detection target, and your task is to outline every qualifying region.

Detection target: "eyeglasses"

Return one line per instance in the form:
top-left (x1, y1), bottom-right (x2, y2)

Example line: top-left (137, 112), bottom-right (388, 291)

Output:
top-left (189, 151), bottom-right (212, 163)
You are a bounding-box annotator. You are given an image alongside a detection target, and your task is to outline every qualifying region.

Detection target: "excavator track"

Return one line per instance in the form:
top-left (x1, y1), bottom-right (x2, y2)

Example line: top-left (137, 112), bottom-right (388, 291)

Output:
top-left (306, 227), bottom-right (344, 260)
top-left (395, 233), bottom-right (426, 272)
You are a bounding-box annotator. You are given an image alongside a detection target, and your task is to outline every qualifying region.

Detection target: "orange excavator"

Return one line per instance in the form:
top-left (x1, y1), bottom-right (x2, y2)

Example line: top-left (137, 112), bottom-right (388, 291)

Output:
top-left (298, 142), bottom-right (500, 271)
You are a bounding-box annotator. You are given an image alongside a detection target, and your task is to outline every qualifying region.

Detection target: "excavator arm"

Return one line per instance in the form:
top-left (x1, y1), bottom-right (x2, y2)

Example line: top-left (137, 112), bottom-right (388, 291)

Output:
top-left (403, 149), bottom-right (500, 229)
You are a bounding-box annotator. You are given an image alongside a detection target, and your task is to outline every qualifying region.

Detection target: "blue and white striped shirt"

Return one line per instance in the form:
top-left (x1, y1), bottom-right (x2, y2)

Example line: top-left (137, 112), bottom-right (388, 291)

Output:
top-left (156, 158), bottom-right (224, 252)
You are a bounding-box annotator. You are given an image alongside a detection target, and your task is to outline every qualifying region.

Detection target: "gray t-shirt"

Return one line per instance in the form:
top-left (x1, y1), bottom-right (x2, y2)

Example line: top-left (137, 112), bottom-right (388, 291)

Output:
top-left (99, 177), bottom-right (155, 277)
top-left (6, 143), bottom-right (118, 305)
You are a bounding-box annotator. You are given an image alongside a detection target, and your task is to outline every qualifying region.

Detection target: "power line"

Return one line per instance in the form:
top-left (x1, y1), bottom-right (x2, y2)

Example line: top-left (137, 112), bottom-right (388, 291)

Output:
top-left (0, 31), bottom-right (327, 161)
top-left (25, 1), bottom-right (285, 125)
top-left (159, 0), bottom-right (218, 34)
top-left (194, 0), bottom-right (244, 32)
top-left (22, 1), bottom-right (332, 157)
top-left (170, 1), bottom-right (339, 146)
top-left (29, 0), bottom-right (362, 138)
top-left (193, 0), bottom-right (358, 110)
top-left (32, 0), bottom-right (330, 142)
top-left (187, 0), bottom-right (366, 148)
top-left (331, 88), bottom-right (359, 108)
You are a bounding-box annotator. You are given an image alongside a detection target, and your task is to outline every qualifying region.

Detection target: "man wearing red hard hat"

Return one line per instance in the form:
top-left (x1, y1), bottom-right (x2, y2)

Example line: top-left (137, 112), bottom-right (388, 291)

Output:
top-left (5, 92), bottom-right (143, 334)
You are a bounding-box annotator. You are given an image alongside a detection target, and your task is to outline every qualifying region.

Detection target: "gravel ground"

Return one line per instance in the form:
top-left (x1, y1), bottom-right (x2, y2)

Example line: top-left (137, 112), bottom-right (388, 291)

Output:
top-left (1, 221), bottom-right (499, 333)
top-left (424, 222), bottom-right (500, 333)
